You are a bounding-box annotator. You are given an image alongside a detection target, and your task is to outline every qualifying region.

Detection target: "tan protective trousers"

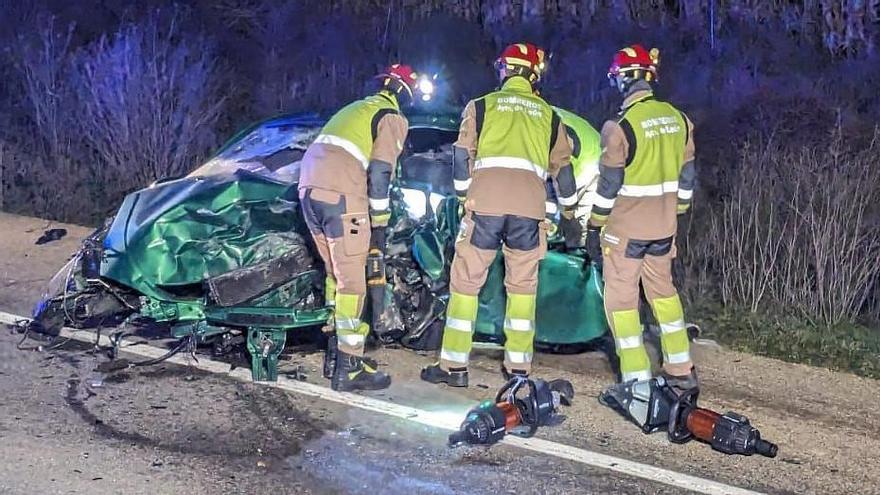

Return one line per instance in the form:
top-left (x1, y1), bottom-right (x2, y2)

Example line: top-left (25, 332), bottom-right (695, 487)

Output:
top-left (299, 187), bottom-right (371, 355)
top-left (441, 211), bottom-right (547, 373)
top-left (601, 232), bottom-right (693, 382)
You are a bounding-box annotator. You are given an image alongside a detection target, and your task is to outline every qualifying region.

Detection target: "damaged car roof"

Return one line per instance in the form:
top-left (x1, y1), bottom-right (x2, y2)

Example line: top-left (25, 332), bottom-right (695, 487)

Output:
top-left (190, 109), bottom-right (460, 182)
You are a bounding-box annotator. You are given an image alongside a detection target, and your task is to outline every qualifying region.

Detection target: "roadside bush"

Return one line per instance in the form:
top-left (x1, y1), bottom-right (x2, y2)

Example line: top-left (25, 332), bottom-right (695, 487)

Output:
top-left (5, 14), bottom-right (85, 220)
top-left (2, 9), bottom-right (226, 223)
top-left (74, 10), bottom-right (226, 192)
top-left (688, 132), bottom-right (880, 327)
top-left (10, 14), bottom-right (75, 161)
top-left (0, 142), bottom-right (8, 211)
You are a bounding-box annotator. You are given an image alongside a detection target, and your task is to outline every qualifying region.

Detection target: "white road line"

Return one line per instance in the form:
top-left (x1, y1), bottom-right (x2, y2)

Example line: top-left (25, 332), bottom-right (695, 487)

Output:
top-left (0, 311), bottom-right (764, 495)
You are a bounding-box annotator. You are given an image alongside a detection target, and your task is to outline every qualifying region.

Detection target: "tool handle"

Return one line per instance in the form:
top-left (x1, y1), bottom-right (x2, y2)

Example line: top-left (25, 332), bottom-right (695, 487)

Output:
top-left (755, 438), bottom-right (778, 458)
top-left (686, 408), bottom-right (721, 442)
top-left (367, 227), bottom-right (388, 334)
top-left (667, 386), bottom-right (698, 443)
top-left (690, 408), bottom-right (779, 458)
top-left (370, 227), bottom-right (386, 250)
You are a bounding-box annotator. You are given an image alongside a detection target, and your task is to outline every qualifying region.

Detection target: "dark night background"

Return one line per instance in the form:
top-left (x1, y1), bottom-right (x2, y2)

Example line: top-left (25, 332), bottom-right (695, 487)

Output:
top-left (1, 0), bottom-right (879, 373)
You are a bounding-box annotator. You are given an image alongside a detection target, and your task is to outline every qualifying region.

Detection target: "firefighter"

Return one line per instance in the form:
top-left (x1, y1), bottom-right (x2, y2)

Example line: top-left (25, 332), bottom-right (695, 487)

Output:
top-left (299, 64), bottom-right (419, 391)
top-left (588, 45), bottom-right (698, 391)
top-left (421, 43), bottom-right (577, 387)
top-left (550, 106), bottom-right (601, 249)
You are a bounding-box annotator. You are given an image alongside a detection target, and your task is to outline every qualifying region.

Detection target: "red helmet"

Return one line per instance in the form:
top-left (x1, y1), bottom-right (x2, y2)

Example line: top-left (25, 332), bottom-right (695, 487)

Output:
top-left (495, 43), bottom-right (548, 83)
top-left (608, 44), bottom-right (660, 82)
top-left (378, 63), bottom-right (419, 99)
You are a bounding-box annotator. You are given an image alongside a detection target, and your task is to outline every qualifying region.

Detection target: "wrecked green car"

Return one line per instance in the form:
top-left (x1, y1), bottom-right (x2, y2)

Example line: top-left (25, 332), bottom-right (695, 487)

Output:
top-left (31, 110), bottom-right (608, 381)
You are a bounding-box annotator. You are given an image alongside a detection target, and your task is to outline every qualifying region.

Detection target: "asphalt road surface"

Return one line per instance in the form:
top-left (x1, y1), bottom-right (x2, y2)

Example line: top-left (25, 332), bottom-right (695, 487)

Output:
top-left (1, 212), bottom-right (879, 495)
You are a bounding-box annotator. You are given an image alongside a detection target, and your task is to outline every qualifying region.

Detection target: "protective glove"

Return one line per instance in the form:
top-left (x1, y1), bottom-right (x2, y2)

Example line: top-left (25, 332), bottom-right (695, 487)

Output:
top-left (559, 205), bottom-right (582, 249)
top-left (677, 202), bottom-right (691, 216)
top-left (545, 220), bottom-right (559, 238)
top-left (586, 225), bottom-right (603, 268)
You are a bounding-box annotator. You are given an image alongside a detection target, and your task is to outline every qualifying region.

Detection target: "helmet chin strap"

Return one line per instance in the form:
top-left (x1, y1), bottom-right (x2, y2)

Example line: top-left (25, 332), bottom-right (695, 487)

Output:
top-left (380, 81), bottom-right (412, 107)
top-left (615, 75), bottom-right (630, 94)
top-left (378, 88), bottom-right (397, 101)
top-left (498, 66), bottom-right (538, 87)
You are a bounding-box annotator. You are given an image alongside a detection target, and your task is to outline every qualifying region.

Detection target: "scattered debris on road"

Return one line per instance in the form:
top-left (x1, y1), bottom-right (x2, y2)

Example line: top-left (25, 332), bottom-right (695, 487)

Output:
top-left (35, 228), bottom-right (67, 245)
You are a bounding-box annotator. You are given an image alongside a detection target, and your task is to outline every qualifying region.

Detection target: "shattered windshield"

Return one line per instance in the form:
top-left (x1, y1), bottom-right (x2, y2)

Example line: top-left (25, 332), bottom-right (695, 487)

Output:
top-left (188, 116), bottom-right (324, 182)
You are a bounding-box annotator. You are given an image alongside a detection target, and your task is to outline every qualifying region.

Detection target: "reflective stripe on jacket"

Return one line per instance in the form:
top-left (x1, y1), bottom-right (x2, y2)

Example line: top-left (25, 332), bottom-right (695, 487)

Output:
top-left (592, 90), bottom-right (692, 240)
top-left (617, 95), bottom-right (687, 195)
top-left (317, 93), bottom-right (400, 168)
top-left (474, 77), bottom-right (555, 180)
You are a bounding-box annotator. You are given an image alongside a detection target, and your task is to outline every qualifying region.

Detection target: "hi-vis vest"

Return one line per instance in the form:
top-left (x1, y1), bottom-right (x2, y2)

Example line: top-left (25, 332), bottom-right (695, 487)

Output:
top-left (474, 77), bottom-right (555, 180)
top-left (617, 95), bottom-right (687, 197)
top-left (313, 93), bottom-right (400, 168)
top-left (553, 106), bottom-right (600, 188)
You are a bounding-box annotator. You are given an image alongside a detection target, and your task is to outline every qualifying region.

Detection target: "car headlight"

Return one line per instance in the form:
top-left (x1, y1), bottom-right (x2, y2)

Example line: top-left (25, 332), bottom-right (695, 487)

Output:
top-left (417, 76), bottom-right (435, 101)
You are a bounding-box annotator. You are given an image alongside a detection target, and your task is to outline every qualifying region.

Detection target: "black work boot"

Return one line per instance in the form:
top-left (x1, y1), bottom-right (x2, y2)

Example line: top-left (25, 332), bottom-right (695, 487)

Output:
top-left (501, 364), bottom-right (529, 381)
top-left (421, 362), bottom-right (468, 387)
top-left (661, 367), bottom-right (699, 395)
top-left (331, 351), bottom-right (391, 392)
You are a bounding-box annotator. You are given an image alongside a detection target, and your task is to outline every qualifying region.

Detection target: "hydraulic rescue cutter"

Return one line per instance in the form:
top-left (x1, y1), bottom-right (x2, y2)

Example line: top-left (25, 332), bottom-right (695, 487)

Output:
top-left (600, 377), bottom-right (778, 458)
top-left (448, 376), bottom-right (574, 447)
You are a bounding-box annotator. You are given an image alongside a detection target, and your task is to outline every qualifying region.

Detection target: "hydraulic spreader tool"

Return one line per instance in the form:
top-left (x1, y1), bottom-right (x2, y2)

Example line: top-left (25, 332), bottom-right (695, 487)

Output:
top-left (601, 377), bottom-right (778, 457)
top-left (448, 376), bottom-right (574, 447)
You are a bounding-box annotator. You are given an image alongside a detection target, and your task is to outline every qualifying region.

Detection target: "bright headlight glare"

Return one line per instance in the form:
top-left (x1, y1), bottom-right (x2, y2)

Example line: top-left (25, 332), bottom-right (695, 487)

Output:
top-left (418, 78), bottom-right (434, 95)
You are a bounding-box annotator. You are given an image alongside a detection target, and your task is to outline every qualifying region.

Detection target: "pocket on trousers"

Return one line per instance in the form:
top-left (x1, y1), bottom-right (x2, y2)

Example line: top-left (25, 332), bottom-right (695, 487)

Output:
top-left (538, 220), bottom-right (550, 259)
top-left (341, 212), bottom-right (369, 257)
top-left (644, 236), bottom-right (675, 258)
top-left (600, 230), bottom-right (627, 254)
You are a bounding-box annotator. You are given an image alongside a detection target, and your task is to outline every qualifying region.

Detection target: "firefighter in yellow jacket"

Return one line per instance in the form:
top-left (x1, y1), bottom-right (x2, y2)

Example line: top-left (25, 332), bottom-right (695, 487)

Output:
top-left (550, 106), bottom-right (601, 249)
top-left (588, 45), bottom-right (698, 391)
top-left (422, 43), bottom-right (577, 387)
top-left (299, 64), bottom-right (420, 391)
